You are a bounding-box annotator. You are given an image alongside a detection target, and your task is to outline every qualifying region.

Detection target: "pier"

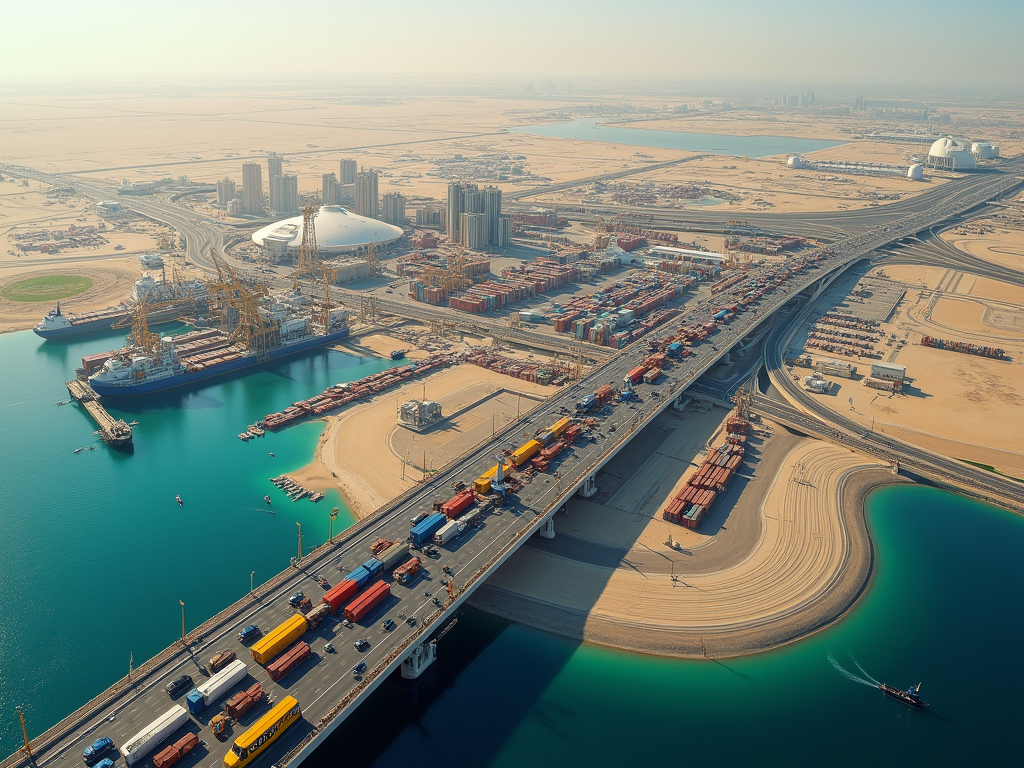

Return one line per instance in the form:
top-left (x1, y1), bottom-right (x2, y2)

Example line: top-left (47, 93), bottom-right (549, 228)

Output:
top-left (65, 379), bottom-right (133, 450)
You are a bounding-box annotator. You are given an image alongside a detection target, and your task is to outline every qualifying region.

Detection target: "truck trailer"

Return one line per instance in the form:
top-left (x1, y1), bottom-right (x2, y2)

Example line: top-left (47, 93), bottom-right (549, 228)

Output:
top-left (120, 706), bottom-right (190, 766)
top-left (186, 659), bottom-right (248, 714)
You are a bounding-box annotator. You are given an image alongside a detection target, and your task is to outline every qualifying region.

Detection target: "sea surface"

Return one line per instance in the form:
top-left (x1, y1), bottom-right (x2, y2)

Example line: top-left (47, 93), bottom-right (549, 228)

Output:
top-left (511, 119), bottom-right (844, 158)
top-left (1, 329), bottom-right (1022, 765)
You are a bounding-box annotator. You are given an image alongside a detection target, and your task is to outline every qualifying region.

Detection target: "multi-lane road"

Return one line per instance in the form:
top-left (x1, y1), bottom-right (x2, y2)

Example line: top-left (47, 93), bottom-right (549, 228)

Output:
top-left (2, 158), bottom-right (1021, 768)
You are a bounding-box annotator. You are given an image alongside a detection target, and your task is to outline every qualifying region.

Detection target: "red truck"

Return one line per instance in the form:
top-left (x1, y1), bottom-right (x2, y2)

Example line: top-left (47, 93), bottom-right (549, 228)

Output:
top-left (266, 641), bottom-right (312, 681)
top-left (322, 579), bottom-right (359, 612)
top-left (225, 683), bottom-right (264, 719)
top-left (151, 733), bottom-right (199, 768)
top-left (394, 557), bottom-right (421, 585)
top-left (344, 580), bottom-right (390, 622)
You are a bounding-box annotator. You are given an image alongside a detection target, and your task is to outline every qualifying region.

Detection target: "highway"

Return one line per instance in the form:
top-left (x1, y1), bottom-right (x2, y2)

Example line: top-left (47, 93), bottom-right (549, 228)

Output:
top-left (1, 160), bottom-right (1021, 768)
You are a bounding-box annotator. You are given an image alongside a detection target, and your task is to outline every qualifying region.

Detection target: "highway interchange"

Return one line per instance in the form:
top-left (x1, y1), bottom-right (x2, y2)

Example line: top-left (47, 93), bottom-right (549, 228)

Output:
top-left (2, 157), bottom-right (1022, 768)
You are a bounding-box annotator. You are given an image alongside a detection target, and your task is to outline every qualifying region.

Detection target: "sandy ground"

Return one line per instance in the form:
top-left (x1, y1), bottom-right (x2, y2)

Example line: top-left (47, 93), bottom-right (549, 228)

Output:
top-left (333, 331), bottom-right (432, 361)
top-left (472, 438), bottom-right (891, 658)
top-left (290, 365), bottom-right (556, 518)
top-left (792, 264), bottom-right (1024, 475)
top-left (0, 257), bottom-right (142, 332)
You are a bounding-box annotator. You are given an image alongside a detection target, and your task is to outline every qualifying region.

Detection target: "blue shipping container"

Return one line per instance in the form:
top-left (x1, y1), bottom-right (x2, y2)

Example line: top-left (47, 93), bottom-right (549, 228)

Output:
top-left (411, 513), bottom-right (447, 547)
top-left (186, 690), bottom-right (205, 715)
top-left (666, 342), bottom-right (682, 357)
top-left (362, 558), bottom-right (383, 578)
top-left (347, 565), bottom-right (372, 588)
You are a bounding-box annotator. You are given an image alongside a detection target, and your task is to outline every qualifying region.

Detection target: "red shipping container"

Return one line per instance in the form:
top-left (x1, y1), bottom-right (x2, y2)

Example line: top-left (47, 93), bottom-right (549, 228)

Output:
top-left (266, 641), bottom-right (311, 681)
top-left (442, 489), bottom-right (475, 519)
top-left (152, 733), bottom-right (200, 768)
top-left (344, 580), bottom-right (391, 623)
top-left (225, 683), bottom-right (264, 719)
top-left (322, 579), bottom-right (359, 612)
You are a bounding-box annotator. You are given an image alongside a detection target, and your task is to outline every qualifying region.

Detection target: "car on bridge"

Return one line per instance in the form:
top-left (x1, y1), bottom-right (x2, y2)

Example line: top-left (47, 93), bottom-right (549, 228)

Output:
top-left (164, 674), bottom-right (192, 698)
top-left (83, 737), bottom-right (115, 766)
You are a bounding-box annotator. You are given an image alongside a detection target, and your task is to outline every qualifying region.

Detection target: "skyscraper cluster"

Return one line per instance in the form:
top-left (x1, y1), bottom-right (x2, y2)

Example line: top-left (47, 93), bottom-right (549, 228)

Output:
top-left (447, 182), bottom-right (510, 249)
top-left (381, 192), bottom-right (406, 226)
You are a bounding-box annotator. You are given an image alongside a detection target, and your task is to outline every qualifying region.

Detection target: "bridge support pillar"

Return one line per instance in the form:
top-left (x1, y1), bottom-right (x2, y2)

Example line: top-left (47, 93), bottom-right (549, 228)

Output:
top-left (401, 639), bottom-right (437, 680)
top-left (722, 351), bottom-right (732, 366)
top-left (579, 473), bottom-right (597, 498)
top-left (539, 517), bottom-right (556, 539)
top-left (673, 394), bottom-right (692, 412)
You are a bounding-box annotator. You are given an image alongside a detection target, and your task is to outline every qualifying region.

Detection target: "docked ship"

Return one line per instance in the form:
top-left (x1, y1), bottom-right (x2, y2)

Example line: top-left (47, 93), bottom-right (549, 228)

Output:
top-left (33, 273), bottom-right (207, 340)
top-left (879, 682), bottom-right (928, 708)
top-left (88, 289), bottom-right (348, 397)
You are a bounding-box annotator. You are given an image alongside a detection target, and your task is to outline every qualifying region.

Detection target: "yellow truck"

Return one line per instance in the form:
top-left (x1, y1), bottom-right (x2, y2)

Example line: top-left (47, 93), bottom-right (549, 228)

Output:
top-left (249, 614), bottom-right (306, 666)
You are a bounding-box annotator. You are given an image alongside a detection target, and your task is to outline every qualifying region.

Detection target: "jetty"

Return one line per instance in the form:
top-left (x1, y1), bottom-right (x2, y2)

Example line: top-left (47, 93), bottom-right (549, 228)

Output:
top-left (65, 379), bottom-right (133, 450)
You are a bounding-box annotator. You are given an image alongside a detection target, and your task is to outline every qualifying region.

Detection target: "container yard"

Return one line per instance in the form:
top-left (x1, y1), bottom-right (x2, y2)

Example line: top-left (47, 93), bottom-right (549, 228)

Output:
top-left (662, 415), bottom-right (749, 529)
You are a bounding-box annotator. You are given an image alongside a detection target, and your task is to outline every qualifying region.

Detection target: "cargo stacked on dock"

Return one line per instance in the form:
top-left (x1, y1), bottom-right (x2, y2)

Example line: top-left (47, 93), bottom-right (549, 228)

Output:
top-left (463, 351), bottom-right (568, 386)
top-left (663, 416), bottom-right (749, 529)
top-left (920, 335), bottom-right (1005, 360)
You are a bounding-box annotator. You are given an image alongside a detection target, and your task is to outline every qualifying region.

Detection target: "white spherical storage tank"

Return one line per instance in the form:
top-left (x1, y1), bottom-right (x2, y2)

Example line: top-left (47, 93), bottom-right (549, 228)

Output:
top-left (907, 164), bottom-right (924, 181)
top-left (251, 205), bottom-right (404, 254)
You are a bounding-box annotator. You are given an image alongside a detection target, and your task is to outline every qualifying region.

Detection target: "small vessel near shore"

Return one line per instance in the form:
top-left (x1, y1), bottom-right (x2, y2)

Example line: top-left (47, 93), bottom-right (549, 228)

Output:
top-left (879, 681), bottom-right (928, 708)
top-left (175, 494), bottom-right (183, 506)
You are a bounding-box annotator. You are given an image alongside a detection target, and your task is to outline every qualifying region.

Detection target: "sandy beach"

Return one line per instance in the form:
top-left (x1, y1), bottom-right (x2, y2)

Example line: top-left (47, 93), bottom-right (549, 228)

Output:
top-left (470, 438), bottom-right (902, 657)
top-left (290, 364), bottom-right (556, 518)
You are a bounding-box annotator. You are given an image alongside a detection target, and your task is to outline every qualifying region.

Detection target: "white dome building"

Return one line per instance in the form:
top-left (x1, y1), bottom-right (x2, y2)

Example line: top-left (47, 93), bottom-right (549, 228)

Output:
top-left (786, 155), bottom-right (805, 168)
top-left (926, 138), bottom-right (976, 171)
top-left (907, 164), bottom-right (924, 181)
top-left (252, 205), bottom-right (404, 255)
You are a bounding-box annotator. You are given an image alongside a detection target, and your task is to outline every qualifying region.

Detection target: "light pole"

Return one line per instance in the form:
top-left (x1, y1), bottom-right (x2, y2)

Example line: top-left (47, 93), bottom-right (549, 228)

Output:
top-left (250, 570), bottom-right (255, 595)
top-left (296, 522), bottom-right (303, 562)
top-left (329, 507), bottom-right (338, 543)
top-left (17, 708), bottom-right (31, 757)
top-left (179, 600), bottom-right (185, 643)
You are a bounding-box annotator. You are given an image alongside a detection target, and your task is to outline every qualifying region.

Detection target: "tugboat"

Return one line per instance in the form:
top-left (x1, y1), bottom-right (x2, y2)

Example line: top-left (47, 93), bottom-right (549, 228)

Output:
top-left (175, 495), bottom-right (183, 506)
top-left (879, 681), bottom-right (928, 708)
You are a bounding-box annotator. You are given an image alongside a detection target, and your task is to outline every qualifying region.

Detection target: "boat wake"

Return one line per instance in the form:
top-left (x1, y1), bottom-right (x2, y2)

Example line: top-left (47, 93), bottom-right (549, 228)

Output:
top-left (828, 652), bottom-right (877, 688)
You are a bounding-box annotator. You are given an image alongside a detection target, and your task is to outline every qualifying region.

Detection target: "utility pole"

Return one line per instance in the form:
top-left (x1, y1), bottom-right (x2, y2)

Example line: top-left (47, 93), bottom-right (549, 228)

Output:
top-left (179, 600), bottom-right (185, 643)
top-left (250, 570), bottom-right (255, 595)
top-left (17, 708), bottom-right (31, 757)
top-left (296, 522), bottom-right (303, 561)
top-left (329, 507), bottom-right (338, 542)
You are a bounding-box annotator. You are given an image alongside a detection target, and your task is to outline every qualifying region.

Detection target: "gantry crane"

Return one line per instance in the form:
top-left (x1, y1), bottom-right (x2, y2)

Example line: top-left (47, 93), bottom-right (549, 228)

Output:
top-left (112, 294), bottom-right (197, 357)
top-left (292, 201), bottom-right (321, 289)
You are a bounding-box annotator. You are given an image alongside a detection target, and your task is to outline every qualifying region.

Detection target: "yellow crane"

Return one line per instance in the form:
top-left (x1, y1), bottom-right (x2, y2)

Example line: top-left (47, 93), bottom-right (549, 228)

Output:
top-left (112, 294), bottom-right (196, 357)
top-left (292, 201), bottom-right (321, 289)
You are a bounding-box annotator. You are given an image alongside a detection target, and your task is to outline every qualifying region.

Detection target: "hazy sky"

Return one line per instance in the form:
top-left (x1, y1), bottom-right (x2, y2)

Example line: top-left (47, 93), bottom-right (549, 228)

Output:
top-left (2, 0), bottom-right (1022, 89)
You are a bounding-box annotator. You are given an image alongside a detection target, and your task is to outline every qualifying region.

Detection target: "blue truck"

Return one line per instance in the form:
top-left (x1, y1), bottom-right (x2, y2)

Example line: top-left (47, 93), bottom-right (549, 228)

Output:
top-left (410, 512), bottom-right (447, 547)
top-left (347, 557), bottom-right (383, 588)
top-left (576, 394), bottom-right (598, 413)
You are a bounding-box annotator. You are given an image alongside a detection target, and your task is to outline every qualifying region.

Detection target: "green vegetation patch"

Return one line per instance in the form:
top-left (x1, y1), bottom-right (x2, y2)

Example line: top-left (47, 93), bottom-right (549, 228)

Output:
top-left (0, 275), bottom-right (94, 303)
top-left (958, 458), bottom-right (1024, 484)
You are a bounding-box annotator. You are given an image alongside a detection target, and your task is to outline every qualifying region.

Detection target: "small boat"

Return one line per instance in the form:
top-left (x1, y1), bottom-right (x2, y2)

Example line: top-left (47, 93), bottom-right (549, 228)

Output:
top-left (128, 420), bottom-right (139, 426)
top-left (175, 495), bottom-right (183, 506)
top-left (879, 682), bottom-right (928, 708)
top-left (264, 495), bottom-right (272, 505)
top-left (73, 447), bottom-right (84, 454)
top-left (268, 452), bottom-right (275, 458)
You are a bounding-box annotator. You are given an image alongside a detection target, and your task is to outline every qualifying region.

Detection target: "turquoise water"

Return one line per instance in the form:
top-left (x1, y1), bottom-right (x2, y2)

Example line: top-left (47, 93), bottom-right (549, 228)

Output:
top-left (511, 119), bottom-right (844, 158)
top-left (0, 328), bottom-right (399, 753)
top-left (2, 327), bottom-right (1022, 765)
top-left (309, 485), bottom-right (1024, 767)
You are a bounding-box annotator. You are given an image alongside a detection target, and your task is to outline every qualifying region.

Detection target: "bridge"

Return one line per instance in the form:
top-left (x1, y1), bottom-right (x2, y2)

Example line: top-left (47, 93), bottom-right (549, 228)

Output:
top-left (3, 164), bottom-right (1022, 768)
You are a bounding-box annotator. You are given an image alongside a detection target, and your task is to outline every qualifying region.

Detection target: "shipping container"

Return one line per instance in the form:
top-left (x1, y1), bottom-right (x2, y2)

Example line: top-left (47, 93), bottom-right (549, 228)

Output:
top-left (411, 512), bottom-right (447, 547)
top-left (151, 733), bottom-right (199, 768)
top-left (120, 706), bottom-right (189, 766)
top-left (549, 416), bottom-right (571, 437)
top-left (510, 439), bottom-right (542, 466)
top-left (377, 541), bottom-right (409, 571)
top-left (186, 659), bottom-right (248, 714)
top-left (225, 683), bottom-right (264, 720)
top-left (223, 696), bottom-right (301, 768)
top-left (250, 614), bottom-right (307, 665)
top-left (344, 580), bottom-right (391, 623)
top-left (394, 557), bottom-right (421, 585)
top-left (266, 641), bottom-right (311, 682)
top-left (304, 603), bottom-right (331, 629)
top-left (434, 519), bottom-right (460, 545)
top-left (441, 489), bottom-right (474, 518)
top-left (642, 369), bottom-right (662, 384)
top-left (625, 366), bottom-right (648, 384)
top-left (321, 579), bottom-right (359, 612)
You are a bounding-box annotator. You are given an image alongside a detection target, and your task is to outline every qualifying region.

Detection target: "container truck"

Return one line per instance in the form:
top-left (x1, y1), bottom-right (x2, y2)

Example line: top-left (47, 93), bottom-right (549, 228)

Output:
top-left (346, 558), bottom-right (382, 588)
top-left (321, 579), bottom-right (358, 612)
top-left (377, 541), bottom-right (409, 571)
top-left (344, 580), bottom-right (390, 622)
top-left (394, 557), bottom-right (421, 585)
top-left (266, 641), bottom-right (311, 681)
top-left (441, 488), bottom-right (474, 518)
top-left (151, 733), bottom-right (199, 768)
top-left (120, 706), bottom-right (190, 766)
top-left (186, 659), bottom-right (248, 714)
top-left (456, 505), bottom-right (483, 530)
top-left (509, 440), bottom-right (541, 467)
top-left (304, 603), bottom-right (331, 629)
top-left (549, 417), bottom-right (571, 437)
top-left (208, 650), bottom-right (236, 674)
top-left (223, 696), bottom-right (301, 768)
top-left (625, 366), bottom-right (647, 385)
top-left (576, 394), bottom-right (598, 412)
top-left (250, 613), bottom-right (307, 665)
top-left (434, 519), bottom-right (460, 545)
top-left (410, 512), bottom-right (447, 547)
top-left (224, 683), bottom-right (264, 719)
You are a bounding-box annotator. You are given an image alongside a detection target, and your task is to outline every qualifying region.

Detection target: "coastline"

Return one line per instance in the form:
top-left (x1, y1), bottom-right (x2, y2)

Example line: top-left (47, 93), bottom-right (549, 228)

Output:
top-left (469, 461), bottom-right (910, 659)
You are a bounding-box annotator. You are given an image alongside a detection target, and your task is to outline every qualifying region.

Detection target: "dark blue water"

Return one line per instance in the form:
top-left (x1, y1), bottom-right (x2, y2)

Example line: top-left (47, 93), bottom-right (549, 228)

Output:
top-left (511, 119), bottom-right (844, 157)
